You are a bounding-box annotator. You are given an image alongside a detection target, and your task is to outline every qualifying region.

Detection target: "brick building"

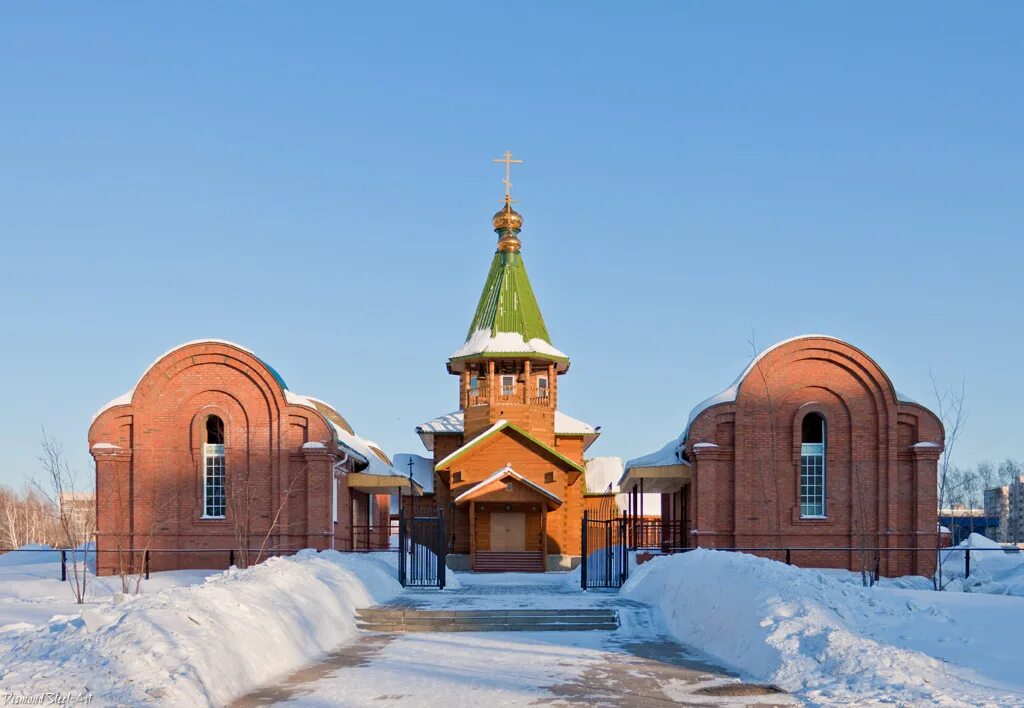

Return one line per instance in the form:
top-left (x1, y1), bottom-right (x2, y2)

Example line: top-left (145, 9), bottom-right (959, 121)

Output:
top-left (621, 336), bottom-right (945, 576)
top-left (985, 478), bottom-right (1024, 543)
top-left (412, 194), bottom-right (600, 572)
top-left (88, 340), bottom-right (413, 574)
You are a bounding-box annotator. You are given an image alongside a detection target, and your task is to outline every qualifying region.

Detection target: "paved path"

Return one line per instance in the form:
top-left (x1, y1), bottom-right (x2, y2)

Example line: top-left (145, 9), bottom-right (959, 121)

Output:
top-left (233, 574), bottom-right (798, 707)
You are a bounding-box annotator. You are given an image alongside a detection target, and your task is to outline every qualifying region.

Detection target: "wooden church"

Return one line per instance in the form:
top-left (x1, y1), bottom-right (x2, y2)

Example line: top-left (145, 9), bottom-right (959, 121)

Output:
top-left (413, 154), bottom-right (600, 572)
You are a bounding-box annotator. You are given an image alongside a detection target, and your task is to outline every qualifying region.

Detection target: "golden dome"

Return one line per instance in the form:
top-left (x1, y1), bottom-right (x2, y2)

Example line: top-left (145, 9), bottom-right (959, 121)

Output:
top-left (492, 204), bottom-right (523, 231)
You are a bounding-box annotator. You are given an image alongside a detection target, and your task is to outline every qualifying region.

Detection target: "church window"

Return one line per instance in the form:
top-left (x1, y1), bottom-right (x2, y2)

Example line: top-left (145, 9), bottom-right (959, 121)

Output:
top-left (501, 374), bottom-right (515, 396)
top-left (537, 376), bottom-right (549, 399)
top-left (800, 413), bottom-right (826, 518)
top-left (202, 415), bottom-right (226, 519)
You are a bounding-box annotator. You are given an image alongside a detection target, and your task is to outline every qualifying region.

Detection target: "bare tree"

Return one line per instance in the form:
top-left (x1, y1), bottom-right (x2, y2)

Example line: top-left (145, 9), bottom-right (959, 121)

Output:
top-left (106, 469), bottom-right (179, 594)
top-left (35, 432), bottom-right (96, 604)
top-left (0, 486), bottom-right (61, 548)
top-left (226, 443), bottom-right (305, 569)
top-left (851, 462), bottom-right (876, 586)
top-left (931, 374), bottom-right (967, 591)
top-left (998, 458), bottom-right (1023, 486)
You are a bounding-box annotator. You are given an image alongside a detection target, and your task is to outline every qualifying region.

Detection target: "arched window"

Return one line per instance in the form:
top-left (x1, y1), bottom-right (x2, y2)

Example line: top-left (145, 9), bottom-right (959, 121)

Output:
top-left (800, 413), bottom-right (826, 518)
top-left (202, 415), bottom-right (226, 518)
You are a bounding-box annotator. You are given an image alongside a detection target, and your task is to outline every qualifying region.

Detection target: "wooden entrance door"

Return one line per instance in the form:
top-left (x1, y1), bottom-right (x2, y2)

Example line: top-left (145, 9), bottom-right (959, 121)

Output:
top-left (490, 512), bottom-right (526, 551)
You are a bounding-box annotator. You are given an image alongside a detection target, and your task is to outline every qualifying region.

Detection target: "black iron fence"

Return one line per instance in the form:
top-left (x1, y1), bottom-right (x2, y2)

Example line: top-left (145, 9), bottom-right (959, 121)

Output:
top-left (627, 519), bottom-right (685, 551)
top-left (580, 512), bottom-right (629, 589)
top-left (0, 547), bottom-right (305, 581)
top-left (397, 510), bottom-right (447, 589)
top-left (350, 521), bottom-right (400, 551)
top-left (661, 545), bottom-right (1019, 586)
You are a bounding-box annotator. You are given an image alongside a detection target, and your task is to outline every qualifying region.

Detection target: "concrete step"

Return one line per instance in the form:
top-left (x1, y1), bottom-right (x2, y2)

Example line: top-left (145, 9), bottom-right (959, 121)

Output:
top-left (473, 552), bottom-right (546, 573)
top-left (357, 622), bottom-right (620, 632)
top-left (356, 608), bottom-right (615, 619)
top-left (355, 607), bottom-right (619, 632)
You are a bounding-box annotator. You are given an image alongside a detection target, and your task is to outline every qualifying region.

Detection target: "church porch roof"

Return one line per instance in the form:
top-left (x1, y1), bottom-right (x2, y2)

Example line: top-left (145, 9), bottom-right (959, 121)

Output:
top-left (453, 465), bottom-right (563, 509)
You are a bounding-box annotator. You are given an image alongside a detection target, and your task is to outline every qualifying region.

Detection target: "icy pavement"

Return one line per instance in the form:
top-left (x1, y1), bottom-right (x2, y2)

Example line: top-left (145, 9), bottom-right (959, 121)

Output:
top-left (232, 572), bottom-right (795, 707)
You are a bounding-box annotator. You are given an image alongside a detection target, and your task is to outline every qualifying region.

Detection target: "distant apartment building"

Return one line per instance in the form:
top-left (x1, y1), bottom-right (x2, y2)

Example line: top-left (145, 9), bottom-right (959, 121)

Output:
top-left (58, 491), bottom-right (96, 544)
top-left (984, 477), bottom-right (1024, 543)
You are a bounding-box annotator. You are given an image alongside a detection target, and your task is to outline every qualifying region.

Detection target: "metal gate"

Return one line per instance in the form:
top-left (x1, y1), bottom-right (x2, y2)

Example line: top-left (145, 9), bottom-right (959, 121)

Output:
top-left (398, 509), bottom-right (447, 589)
top-left (580, 511), bottom-right (628, 589)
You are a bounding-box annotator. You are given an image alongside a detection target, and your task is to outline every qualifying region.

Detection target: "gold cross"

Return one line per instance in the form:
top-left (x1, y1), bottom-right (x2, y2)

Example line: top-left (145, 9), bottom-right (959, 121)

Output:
top-left (493, 149), bottom-right (523, 205)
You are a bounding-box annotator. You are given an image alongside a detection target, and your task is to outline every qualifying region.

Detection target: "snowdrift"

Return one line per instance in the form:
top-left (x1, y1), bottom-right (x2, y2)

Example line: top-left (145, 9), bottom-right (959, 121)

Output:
top-left (938, 532), bottom-right (1024, 596)
top-left (0, 550), bottom-right (401, 706)
top-left (623, 550), bottom-right (1024, 705)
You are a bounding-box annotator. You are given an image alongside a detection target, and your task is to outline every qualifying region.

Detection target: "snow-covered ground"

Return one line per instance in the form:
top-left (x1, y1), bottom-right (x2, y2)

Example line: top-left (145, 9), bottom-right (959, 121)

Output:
top-left (0, 545), bottom-right (215, 630)
top-left (0, 549), bottom-right (401, 706)
top-left (623, 549), bottom-right (1024, 706)
top-left (937, 532), bottom-right (1024, 596)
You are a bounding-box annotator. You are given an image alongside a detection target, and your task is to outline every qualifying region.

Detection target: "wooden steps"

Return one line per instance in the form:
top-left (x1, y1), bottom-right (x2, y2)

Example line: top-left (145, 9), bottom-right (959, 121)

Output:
top-left (473, 551), bottom-right (545, 573)
top-left (356, 608), bottom-right (618, 633)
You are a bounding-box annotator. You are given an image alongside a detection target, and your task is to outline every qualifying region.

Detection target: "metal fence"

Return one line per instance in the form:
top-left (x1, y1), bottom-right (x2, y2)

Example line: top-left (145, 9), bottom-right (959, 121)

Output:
top-left (580, 513), bottom-right (628, 589)
top-left (0, 547), bottom-right (305, 581)
top-left (661, 545), bottom-right (1019, 585)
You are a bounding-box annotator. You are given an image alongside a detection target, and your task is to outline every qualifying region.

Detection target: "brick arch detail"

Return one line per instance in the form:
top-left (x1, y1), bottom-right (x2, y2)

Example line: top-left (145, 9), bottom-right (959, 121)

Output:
top-left (134, 344), bottom-right (287, 418)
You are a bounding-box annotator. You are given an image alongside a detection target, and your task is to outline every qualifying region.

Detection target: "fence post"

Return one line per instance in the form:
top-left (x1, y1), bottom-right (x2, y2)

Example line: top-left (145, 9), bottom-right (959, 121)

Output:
top-left (620, 517), bottom-right (628, 584)
top-left (60, 549), bottom-right (67, 582)
top-left (965, 548), bottom-right (971, 579)
top-left (874, 552), bottom-right (881, 584)
top-left (785, 549), bottom-right (792, 565)
top-left (229, 549), bottom-right (235, 568)
top-left (398, 506), bottom-right (407, 587)
top-left (144, 550), bottom-right (150, 580)
top-left (580, 510), bottom-right (589, 591)
top-left (437, 510), bottom-right (446, 590)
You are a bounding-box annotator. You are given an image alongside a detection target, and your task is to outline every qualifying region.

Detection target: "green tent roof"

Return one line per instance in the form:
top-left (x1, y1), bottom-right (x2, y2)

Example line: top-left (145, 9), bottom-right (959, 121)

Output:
top-left (449, 248), bottom-right (569, 367)
top-left (468, 250), bottom-right (550, 342)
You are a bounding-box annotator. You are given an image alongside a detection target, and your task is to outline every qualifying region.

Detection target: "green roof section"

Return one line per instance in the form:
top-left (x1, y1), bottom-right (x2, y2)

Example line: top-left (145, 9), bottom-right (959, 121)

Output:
top-left (466, 250), bottom-right (551, 343)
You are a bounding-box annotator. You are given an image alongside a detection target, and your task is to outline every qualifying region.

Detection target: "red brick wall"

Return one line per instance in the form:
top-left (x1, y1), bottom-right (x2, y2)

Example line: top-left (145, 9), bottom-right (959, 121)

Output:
top-left (88, 342), bottom-right (356, 574)
top-left (684, 337), bottom-right (944, 576)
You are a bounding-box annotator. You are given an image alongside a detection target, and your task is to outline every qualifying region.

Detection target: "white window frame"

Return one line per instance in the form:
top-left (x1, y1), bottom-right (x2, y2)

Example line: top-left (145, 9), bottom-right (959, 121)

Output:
top-left (501, 374), bottom-right (515, 396)
top-left (202, 442), bottom-right (226, 519)
top-left (537, 375), bottom-right (549, 399)
top-left (800, 440), bottom-right (826, 519)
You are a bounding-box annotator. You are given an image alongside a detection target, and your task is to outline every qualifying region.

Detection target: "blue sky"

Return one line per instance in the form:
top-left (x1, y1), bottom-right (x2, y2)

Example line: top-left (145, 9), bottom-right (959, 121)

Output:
top-left (1, 3), bottom-right (1021, 489)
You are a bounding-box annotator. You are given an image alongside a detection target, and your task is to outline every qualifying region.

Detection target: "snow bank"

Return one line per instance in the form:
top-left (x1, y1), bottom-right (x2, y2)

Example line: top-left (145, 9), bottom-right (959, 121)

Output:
top-left (938, 532), bottom-right (1024, 596)
top-left (0, 550), bottom-right (401, 706)
top-left (623, 550), bottom-right (1024, 705)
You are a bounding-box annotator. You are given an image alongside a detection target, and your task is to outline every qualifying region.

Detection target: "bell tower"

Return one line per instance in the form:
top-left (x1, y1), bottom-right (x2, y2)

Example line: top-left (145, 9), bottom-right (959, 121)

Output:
top-left (446, 151), bottom-right (570, 444)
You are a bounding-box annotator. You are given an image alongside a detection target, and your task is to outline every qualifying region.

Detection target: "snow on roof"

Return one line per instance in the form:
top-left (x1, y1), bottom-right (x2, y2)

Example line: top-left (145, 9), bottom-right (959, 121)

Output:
top-left (623, 334), bottom-right (930, 483)
top-left (623, 434), bottom-right (686, 474)
top-left (416, 411), bottom-right (465, 435)
top-left (91, 339), bottom-right (288, 423)
top-left (682, 334), bottom-right (921, 443)
top-left (450, 329), bottom-right (568, 362)
top-left (324, 419), bottom-right (395, 478)
top-left (90, 340), bottom-right (395, 477)
top-left (415, 410), bottom-right (599, 451)
top-left (392, 453), bottom-right (435, 494)
top-left (584, 456), bottom-right (623, 494)
top-left (453, 465), bottom-right (563, 506)
top-left (554, 411), bottom-right (598, 436)
top-left (434, 419), bottom-right (508, 469)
